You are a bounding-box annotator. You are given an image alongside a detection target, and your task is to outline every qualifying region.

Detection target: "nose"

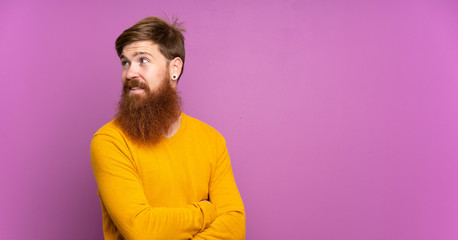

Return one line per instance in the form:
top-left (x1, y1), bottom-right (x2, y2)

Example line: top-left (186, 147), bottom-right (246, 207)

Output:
top-left (126, 64), bottom-right (139, 80)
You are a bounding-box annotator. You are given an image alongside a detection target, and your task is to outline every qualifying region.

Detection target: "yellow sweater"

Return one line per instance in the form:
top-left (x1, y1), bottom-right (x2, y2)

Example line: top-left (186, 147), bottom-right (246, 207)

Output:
top-left (90, 113), bottom-right (245, 240)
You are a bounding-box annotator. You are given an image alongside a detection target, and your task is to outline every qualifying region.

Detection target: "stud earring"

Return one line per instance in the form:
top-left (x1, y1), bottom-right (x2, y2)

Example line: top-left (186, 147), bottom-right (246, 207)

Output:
top-left (172, 74), bottom-right (178, 80)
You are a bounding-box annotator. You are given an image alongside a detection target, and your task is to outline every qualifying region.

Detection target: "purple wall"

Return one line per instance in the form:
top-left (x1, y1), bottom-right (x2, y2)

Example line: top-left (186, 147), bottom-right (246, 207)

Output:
top-left (1, 0), bottom-right (457, 239)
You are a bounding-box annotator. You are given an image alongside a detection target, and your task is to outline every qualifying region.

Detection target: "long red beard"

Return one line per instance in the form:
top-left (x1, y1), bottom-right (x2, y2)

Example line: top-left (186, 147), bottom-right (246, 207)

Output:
top-left (115, 77), bottom-right (181, 145)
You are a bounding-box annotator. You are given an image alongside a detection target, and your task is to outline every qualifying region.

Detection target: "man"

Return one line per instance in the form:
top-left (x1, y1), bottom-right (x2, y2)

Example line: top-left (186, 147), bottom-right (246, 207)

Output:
top-left (90, 16), bottom-right (245, 240)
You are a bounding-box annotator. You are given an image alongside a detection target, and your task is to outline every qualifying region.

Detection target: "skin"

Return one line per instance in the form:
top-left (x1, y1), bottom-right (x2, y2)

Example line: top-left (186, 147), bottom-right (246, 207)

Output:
top-left (120, 40), bottom-right (184, 138)
top-left (120, 40), bottom-right (183, 93)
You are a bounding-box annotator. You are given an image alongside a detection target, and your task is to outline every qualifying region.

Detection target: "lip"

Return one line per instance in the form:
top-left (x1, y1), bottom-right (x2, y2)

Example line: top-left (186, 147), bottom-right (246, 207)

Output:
top-left (129, 87), bottom-right (144, 94)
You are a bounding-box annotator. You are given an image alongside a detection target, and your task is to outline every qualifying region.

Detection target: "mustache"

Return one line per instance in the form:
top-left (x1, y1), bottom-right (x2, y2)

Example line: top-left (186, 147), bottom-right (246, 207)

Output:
top-left (123, 80), bottom-right (150, 92)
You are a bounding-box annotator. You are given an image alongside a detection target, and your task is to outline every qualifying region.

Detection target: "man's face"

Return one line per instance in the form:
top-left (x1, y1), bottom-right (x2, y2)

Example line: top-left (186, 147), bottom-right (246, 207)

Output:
top-left (120, 40), bottom-right (170, 96)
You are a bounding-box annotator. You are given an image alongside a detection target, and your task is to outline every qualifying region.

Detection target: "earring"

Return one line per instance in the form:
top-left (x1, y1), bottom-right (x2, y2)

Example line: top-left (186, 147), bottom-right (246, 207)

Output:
top-left (172, 74), bottom-right (178, 80)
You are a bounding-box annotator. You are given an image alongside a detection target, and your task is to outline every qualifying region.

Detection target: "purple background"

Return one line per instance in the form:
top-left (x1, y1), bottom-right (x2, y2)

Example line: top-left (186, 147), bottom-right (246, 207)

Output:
top-left (1, 0), bottom-right (457, 239)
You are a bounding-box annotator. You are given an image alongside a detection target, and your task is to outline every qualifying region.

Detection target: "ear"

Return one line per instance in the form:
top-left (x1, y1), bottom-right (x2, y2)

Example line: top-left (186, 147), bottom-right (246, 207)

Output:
top-left (169, 57), bottom-right (183, 88)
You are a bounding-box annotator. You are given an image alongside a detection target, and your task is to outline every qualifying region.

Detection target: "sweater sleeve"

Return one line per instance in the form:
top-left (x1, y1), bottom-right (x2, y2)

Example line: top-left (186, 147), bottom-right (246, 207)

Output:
top-left (192, 137), bottom-right (246, 240)
top-left (90, 132), bottom-right (217, 240)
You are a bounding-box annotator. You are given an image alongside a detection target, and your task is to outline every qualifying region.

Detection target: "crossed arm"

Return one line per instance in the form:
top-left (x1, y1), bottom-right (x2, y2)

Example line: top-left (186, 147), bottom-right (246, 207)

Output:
top-left (90, 132), bottom-right (245, 240)
top-left (192, 138), bottom-right (245, 239)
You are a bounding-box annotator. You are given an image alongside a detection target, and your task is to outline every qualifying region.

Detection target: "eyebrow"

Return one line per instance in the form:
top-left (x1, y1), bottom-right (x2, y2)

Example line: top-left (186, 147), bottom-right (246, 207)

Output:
top-left (120, 51), bottom-right (155, 60)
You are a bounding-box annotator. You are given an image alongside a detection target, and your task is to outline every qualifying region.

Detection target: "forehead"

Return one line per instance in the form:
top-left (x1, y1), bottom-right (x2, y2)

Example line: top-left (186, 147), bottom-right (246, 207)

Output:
top-left (121, 40), bottom-right (160, 57)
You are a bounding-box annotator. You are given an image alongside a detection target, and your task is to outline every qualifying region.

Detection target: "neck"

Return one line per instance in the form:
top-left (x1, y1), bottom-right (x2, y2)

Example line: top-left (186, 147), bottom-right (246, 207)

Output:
top-left (164, 112), bottom-right (182, 138)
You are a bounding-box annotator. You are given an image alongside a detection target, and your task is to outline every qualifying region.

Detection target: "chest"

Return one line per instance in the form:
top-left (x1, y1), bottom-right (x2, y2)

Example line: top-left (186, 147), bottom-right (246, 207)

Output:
top-left (132, 142), bottom-right (215, 206)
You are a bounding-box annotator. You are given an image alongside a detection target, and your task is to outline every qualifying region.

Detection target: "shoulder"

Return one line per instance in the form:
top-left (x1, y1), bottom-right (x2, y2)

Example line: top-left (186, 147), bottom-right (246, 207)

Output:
top-left (182, 113), bottom-right (226, 143)
top-left (93, 120), bottom-right (123, 138)
top-left (91, 119), bottom-right (129, 146)
top-left (90, 120), bottom-right (133, 163)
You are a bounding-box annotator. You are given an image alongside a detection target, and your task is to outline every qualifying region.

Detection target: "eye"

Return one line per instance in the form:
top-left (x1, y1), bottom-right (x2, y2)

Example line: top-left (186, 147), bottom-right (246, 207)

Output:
top-left (140, 58), bottom-right (149, 64)
top-left (121, 60), bottom-right (129, 67)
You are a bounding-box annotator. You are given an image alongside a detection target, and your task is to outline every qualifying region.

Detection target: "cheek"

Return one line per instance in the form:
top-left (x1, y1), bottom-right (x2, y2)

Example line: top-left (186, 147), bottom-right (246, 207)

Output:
top-left (121, 71), bottom-right (127, 81)
top-left (143, 70), bottom-right (160, 83)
